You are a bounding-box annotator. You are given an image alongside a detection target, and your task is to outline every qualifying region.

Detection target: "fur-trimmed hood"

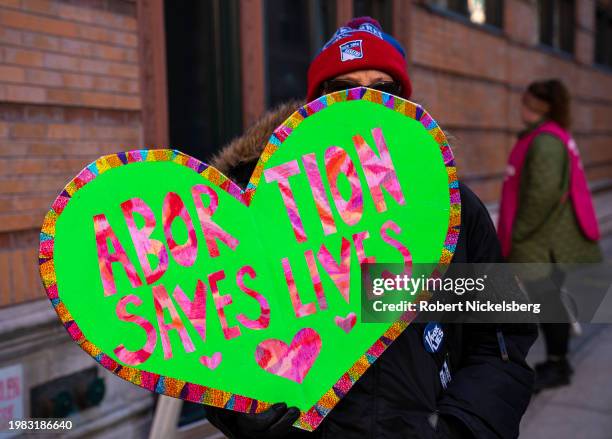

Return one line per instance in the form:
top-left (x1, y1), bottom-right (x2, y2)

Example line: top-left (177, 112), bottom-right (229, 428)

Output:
top-left (210, 100), bottom-right (304, 188)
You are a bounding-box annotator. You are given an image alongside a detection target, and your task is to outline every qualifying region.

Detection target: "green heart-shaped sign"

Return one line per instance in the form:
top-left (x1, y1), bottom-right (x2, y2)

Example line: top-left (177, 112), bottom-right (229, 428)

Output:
top-left (39, 88), bottom-right (460, 431)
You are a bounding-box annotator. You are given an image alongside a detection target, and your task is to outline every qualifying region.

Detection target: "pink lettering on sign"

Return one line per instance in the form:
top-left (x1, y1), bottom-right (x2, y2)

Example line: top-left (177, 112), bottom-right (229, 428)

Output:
top-left (209, 270), bottom-right (241, 340)
top-left (94, 213), bottom-right (143, 296)
top-left (324, 146), bottom-right (364, 226)
top-left (0, 377), bottom-right (20, 402)
top-left (162, 192), bottom-right (198, 267)
top-left (352, 231), bottom-right (376, 265)
top-left (317, 237), bottom-right (352, 303)
top-left (121, 198), bottom-right (169, 285)
top-left (304, 249), bottom-right (328, 311)
top-left (153, 284), bottom-right (195, 360)
top-left (381, 220), bottom-right (412, 263)
top-left (264, 161), bottom-right (308, 243)
top-left (236, 266), bottom-right (270, 330)
top-left (114, 294), bottom-right (157, 365)
top-left (282, 257), bottom-right (316, 318)
top-left (192, 185), bottom-right (239, 258)
top-left (173, 280), bottom-right (207, 342)
top-left (353, 128), bottom-right (406, 212)
top-left (302, 153), bottom-right (337, 236)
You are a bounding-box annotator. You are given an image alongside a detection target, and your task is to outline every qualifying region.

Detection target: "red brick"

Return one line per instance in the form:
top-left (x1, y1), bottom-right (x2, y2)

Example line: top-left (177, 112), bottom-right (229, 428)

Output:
top-left (55, 3), bottom-right (94, 24)
top-left (21, 32), bottom-right (61, 51)
top-left (3, 47), bottom-right (44, 67)
top-left (0, 194), bottom-right (54, 212)
top-left (0, 0), bottom-right (21, 8)
top-left (112, 94), bottom-right (141, 110)
top-left (48, 90), bottom-right (139, 110)
top-left (0, 212), bottom-right (43, 232)
top-left (63, 107), bottom-right (96, 123)
top-left (47, 123), bottom-right (80, 139)
top-left (0, 174), bottom-right (68, 194)
top-left (93, 43), bottom-right (138, 63)
top-left (22, 140), bottom-right (101, 156)
top-left (11, 122), bottom-right (46, 138)
top-left (24, 68), bottom-right (63, 87)
top-left (79, 91), bottom-right (114, 108)
top-left (505, 0), bottom-right (538, 44)
top-left (0, 65), bottom-right (25, 82)
top-left (586, 164), bottom-right (612, 182)
top-left (5, 85), bottom-right (46, 103)
top-left (92, 76), bottom-right (139, 93)
top-left (81, 124), bottom-right (119, 140)
top-left (0, 157), bottom-right (86, 176)
top-left (43, 52), bottom-right (79, 70)
top-left (45, 88), bottom-right (82, 106)
top-left (0, 251), bottom-right (11, 307)
top-left (25, 245), bottom-right (43, 301)
top-left (61, 72), bottom-right (94, 89)
top-left (79, 58), bottom-right (139, 79)
top-left (0, 10), bottom-right (79, 39)
top-left (24, 105), bottom-right (64, 122)
top-left (21, 0), bottom-right (56, 14)
top-left (575, 30), bottom-right (594, 65)
top-left (0, 27), bottom-right (21, 45)
top-left (78, 23), bottom-right (138, 48)
top-left (577, 0), bottom-right (595, 31)
top-left (56, 3), bottom-right (137, 32)
top-left (9, 248), bottom-right (27, 301)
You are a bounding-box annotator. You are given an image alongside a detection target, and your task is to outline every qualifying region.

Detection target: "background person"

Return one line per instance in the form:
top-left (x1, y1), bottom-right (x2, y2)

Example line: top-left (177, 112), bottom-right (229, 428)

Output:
top-left (206, 17), bottom-right (537, 438)
top-left (497, 79), bottom-right (602, 392)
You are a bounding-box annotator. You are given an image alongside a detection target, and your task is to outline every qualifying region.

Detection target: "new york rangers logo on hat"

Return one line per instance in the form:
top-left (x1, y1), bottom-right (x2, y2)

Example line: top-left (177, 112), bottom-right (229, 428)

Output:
top-left (339, 40), bottom-right (363, 62)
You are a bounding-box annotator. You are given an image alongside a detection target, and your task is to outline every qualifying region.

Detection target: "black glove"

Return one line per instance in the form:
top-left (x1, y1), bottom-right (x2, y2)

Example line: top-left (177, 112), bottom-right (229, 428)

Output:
top-left (435, 415), bottom-right (474, 439)
top-left (206, 402), bottom-right (301, 439)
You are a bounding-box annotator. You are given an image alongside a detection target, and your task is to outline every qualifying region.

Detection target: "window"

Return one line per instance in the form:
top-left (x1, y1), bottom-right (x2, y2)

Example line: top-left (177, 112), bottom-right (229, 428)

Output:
top-left (264, 0), bottom-right (336, 107)
top-left (538, 0), bottom-right (575, 54)
top-left (595, 4), bottom-right (612, 67)
top-left (353, 0), bottom-right (394, 32)
top-left (164, 0), bottom-right (243, 161)
top-left (428, 0), bottom-right (504, 28)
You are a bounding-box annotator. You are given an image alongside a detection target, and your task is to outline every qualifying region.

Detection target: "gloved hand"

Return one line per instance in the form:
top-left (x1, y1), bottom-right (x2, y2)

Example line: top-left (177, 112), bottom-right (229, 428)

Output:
top-left (206, 402), bottom-right (301, 439)
top-left (435, 414), bottom-right (474, 439)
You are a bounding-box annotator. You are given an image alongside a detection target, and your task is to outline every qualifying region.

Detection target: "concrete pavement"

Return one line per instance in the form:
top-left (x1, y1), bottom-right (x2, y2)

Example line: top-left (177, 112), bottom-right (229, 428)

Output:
top-left (520, 234), bottom-right (612, 438)
top-left (521, 324), bottom-right (612, 438)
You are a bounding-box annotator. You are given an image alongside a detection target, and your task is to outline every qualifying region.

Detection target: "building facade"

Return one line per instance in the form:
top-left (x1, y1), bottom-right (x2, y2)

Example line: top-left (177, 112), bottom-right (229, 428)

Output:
top-left (0, 0), bottom-right (611, 437)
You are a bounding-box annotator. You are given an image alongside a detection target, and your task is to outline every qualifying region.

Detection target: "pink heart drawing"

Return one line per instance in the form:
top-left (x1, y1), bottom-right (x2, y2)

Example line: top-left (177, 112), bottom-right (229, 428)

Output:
top-left (255, 328), bottom-right (322, 383)
top-left (200, 352), bottom-right (222, 370)
top-left (335, 312), bottom-right (357, 334)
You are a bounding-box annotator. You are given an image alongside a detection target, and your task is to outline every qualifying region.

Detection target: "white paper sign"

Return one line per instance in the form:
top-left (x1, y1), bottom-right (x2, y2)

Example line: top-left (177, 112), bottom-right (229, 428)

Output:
top-left (0, 364), bottom-right (23, 438)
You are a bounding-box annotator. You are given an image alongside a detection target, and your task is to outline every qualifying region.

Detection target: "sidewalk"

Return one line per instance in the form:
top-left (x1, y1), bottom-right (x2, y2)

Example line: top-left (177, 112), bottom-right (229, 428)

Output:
top-left (520, 235), bottom-right (612, 438)
top-left (521, 324), bottom-right (612, 438)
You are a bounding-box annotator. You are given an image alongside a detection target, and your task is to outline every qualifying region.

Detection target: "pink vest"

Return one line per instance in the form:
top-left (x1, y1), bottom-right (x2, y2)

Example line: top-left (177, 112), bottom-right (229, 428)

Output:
top-left (497, 121), bottom-right (600, 258)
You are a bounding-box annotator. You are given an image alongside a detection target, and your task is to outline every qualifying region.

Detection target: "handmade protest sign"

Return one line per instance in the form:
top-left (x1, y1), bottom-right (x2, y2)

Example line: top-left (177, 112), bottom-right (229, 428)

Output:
top-left (38, 88), bottom-right (460, 431)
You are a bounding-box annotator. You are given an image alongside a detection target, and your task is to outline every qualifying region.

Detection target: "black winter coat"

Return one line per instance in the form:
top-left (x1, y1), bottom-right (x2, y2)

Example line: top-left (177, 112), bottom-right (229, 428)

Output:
top-left (293, 184), bottom-right (537, 439)
top-left (208, 102), bottom-right (537, 439)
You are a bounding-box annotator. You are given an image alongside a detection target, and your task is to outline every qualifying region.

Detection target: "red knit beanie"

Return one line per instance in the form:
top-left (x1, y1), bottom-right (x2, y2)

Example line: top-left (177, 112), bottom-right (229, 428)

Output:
top-left (307, 17), bottom-right (412, 102)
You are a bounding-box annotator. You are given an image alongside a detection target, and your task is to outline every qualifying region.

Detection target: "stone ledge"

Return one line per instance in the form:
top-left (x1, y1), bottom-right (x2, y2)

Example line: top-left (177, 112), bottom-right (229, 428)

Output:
top-left (64, 395), bottom-right (153, 439)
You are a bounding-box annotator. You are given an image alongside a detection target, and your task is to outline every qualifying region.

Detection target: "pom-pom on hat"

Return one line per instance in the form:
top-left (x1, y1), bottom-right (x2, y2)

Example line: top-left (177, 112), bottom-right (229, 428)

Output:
top-left (306, 17), bottom-right (412, 101)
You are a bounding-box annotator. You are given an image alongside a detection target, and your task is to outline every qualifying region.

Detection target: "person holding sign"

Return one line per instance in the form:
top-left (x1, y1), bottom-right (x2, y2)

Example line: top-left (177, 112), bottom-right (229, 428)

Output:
top-left (206, 17), bottom-right (537, 439)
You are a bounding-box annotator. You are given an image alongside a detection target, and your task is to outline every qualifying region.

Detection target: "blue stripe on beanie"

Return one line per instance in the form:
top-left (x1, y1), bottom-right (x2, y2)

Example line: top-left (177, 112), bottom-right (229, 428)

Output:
top-left (320, 16), bottom-right (406, 59)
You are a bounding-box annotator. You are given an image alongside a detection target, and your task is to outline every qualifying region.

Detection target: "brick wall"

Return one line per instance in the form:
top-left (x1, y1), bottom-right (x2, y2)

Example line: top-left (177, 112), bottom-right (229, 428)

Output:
top-left (405, 0), bottom-right (612, 202)
top-left (0, 0), bottom-right (142, 307)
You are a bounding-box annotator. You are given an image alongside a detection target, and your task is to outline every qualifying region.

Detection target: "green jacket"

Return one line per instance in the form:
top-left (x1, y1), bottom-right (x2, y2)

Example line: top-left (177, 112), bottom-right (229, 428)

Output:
top-left (508, 126), bottom-right (602, 265)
